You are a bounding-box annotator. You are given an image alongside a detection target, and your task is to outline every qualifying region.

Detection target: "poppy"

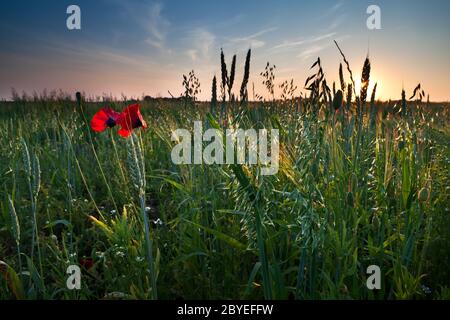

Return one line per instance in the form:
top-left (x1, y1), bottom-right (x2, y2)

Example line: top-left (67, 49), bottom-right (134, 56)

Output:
top-left (79, 258), bottom-right (94, 270)
top-left (90, 107), bottom-right (121, 133)
top-left (117, 103), bottom-right (147, 138)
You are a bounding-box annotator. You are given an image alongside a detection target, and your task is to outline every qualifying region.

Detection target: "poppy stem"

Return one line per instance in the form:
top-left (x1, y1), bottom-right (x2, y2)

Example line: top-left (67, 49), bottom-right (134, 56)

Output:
top-left (78, 97), bottom-right (119, 214)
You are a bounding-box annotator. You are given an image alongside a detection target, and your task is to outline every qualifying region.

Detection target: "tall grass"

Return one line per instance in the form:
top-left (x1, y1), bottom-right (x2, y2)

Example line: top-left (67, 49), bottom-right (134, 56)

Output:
top-left (0, 46), bottom-right (449, 300)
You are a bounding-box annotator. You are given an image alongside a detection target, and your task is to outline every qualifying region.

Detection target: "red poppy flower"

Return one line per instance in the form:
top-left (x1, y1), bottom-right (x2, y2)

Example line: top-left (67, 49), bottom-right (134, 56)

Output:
top-left (90, 107), bottom-right (121, 133)
top-left (117, 104), bottom-right (147, 138)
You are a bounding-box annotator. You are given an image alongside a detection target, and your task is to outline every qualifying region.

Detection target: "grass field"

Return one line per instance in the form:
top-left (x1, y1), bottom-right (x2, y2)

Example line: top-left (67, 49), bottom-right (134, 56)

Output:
top-left (0, 51), bottom-right (449, 300)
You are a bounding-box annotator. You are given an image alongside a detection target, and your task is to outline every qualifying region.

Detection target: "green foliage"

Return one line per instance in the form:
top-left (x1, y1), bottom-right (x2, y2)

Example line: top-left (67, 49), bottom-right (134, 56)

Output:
top-left (0, 56), bottom-right (449, 300)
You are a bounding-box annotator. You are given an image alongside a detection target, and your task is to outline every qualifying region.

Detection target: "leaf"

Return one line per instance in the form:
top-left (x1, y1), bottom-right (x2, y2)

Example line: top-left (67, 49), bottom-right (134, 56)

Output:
top-left (270, 114), bottom-right (286, 136)
top-left (304, 74), bottom-right (316, 87)
top-left (0, 261), bottom-right (25, 299)
top-left (231, 164), bottom-right (257, 201)
top-left (206, 113), bottom-right (221, 130)
top-left (310, 57), bottom-right (320, 69)
top-left (147, 175), bottom-right (186, 192)
top-left (409, 83), bottom-right (421, 100)
top-left (89, 216), bottom-right (113, 236)
top-left (244, 262), bottom-right (262, 297)
top-left (25, 255), bottom-right (45, 294)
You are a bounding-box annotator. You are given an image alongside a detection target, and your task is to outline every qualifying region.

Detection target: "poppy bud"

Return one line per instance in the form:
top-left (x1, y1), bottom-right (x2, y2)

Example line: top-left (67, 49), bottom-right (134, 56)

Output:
top-left (79, 258), bottom-right (94, 270)
top-left (418, 187), bottom-right (430, 202)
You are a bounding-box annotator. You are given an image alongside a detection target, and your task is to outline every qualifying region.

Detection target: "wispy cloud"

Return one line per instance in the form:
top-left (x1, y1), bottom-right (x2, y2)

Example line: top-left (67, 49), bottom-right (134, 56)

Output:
top-left (270, 1), bottom-right (345, 55)
top-left (317, 1), bottom-right (346, 32)
top-left (184, 28), bottom-right (216, 61)
top-left (272, 32), bottom-right (337, 51)
top-left (23, 38), bottom-right (161, 70)
top-left (112, 1), bottom-right (171, 52)
top-left (231, 27), bottom-right (278, 42)
top-left (297, 44), bottom-right (330, 61)
top-left (144, 3), bottom-right (171, 52)
top-left (331, 1), bottom-right (344, 13)
top-left (326, 14), bottom-right (346, 31)
top-left (320, 0), bottom-right (344, 19)
top-left (297, 34), bottom-right (350, 61)
top-left (227, 27), bottom-right (278, 49)
top-left (272, 38), bottom-right (307, 50)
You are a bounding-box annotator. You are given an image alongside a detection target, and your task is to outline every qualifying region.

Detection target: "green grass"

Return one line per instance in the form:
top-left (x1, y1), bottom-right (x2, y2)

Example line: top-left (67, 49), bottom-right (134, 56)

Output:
top-left (0, 96), bottom-right (448, 300)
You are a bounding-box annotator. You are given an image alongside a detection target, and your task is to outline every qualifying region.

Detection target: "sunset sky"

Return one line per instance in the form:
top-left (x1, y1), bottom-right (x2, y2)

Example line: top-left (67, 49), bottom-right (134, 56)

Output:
top-left (1, 0), bottom-right (449, 101)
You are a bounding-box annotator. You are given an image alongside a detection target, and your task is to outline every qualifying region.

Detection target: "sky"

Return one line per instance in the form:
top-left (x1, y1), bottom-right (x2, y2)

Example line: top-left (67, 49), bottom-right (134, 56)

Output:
top-left (0, 0), bottom-right (449, 101)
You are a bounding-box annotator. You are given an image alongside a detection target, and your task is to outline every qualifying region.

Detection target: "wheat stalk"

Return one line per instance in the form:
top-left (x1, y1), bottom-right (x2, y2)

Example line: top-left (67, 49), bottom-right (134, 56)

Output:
top-left (240, 49), bottom-right (251, 103)
top-left (339, 63), bottom-right (346, 93)
top-left (127, 133), bottom-right (157, 299)
top-left (401, 88), bottom-right (407, 117)
top-left (8, 195), bottom-right (22, 275)
top-left (228, 54), bottom-right (236, 101)
top-left (360, 57), bottom-right (371, 105)
top-left (220, 49), bottom-right (228, 102)
top-left (334, 40), bottom-right (356, 97)
top-left (211, 75), bottom-right (217, 115)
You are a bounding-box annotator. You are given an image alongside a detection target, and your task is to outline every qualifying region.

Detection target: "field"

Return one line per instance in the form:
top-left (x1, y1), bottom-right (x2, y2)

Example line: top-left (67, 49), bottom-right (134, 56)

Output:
top-left (0, 52), bottom-right (449, 300)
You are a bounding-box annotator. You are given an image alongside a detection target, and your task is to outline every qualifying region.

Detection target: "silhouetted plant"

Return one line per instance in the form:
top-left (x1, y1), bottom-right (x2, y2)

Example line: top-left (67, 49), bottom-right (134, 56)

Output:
top-left (182, 70), bottom-right (201, 107)
top-left (211, 75), bottom-right (217, 115)
top-left (261, 62), bottom-right (276, 101)
top-left (360, 56), bottom-right (371, 105)
top-left (240, 49), bottom-right (251, 103)
top-left (220, 49), bottom-right (228, 102)
top-left (228, 54), bottom-right (236, 101)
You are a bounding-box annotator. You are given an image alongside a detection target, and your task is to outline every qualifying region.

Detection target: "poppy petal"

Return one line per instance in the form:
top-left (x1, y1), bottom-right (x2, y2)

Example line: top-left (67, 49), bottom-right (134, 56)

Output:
top-left (118, 127), bottom-right (133, 138)
top-left (90, 109), bottom-right (110, 132)
top-left (91, 107), bottom-right (121, 132)
top-left (117, 103), bottom-right (146, 138)
top-left (104, 107), bottom-right (121, 121)
top-left (138, 112), bottom-right (148, 130)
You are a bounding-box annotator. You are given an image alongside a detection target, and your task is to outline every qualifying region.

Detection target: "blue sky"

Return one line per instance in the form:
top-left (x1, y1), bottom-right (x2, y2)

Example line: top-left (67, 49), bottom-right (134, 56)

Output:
top-left (0, 0), bottom-right (449, 100)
